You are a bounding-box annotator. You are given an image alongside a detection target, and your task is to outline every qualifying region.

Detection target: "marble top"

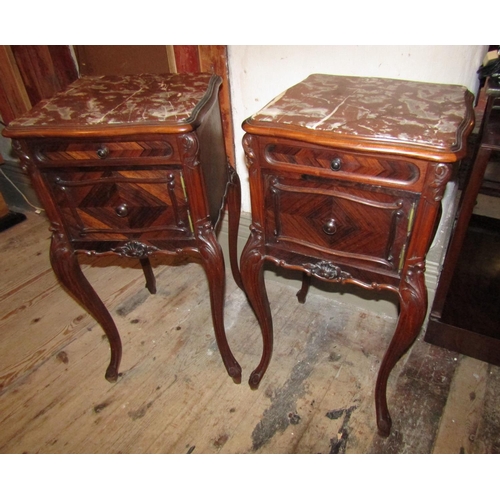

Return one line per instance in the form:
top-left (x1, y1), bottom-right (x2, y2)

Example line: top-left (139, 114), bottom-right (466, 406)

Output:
top-left (4, 73), bottom-right (218, 136)
top-left (245, 74), bottom-right (473, 155)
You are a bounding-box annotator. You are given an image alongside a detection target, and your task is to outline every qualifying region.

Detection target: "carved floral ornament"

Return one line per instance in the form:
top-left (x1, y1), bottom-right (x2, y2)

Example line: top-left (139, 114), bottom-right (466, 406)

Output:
top-left (429, 163), bottom-right (452, 202)
top-left (242, 134), bottom-right (256, 167)
top-left (179, 133), bottom-right (201, 170)
top-left (111, 241), bottom-right (158, 258)
top-left (303, 260), bottom-right (352, 281)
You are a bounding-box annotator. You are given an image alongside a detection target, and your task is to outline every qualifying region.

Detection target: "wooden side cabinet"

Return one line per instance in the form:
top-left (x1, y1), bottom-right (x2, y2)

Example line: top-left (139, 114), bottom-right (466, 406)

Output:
top-left (425, 77), bottom-right (500, 362)
top-left (240, 74), bottom-right (474, 436)
top-left (3, 73), bottom-right (243, 383)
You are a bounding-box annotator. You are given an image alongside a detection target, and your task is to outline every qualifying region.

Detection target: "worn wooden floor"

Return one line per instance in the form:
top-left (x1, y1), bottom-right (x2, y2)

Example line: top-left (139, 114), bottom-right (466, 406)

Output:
top-left (1, 212), bottom-right (499, 454)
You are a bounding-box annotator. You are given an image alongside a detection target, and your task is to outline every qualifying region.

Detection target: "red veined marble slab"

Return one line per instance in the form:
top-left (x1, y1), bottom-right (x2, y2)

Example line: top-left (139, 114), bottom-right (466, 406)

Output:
top-left (244, 74), bottom-right (474, 161)
top-left (5, 73), bottom-right (218, 136)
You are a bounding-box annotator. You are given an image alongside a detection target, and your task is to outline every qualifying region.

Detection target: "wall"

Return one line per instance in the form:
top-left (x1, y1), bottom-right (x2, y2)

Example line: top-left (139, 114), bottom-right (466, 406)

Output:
top-left (226, 45), bottom-right (488, 318)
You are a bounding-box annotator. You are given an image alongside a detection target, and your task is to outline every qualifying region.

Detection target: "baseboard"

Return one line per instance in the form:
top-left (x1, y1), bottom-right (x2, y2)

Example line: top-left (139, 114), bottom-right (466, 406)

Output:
top-left (425, 317), bottom-right (500, 365)
top-left (0, 210), bottom-right (27, 232)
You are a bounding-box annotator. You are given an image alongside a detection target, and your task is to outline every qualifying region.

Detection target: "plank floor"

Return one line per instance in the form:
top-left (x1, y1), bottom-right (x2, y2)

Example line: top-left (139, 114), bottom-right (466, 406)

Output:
top-left (1, 212), bottom-right (499, 454)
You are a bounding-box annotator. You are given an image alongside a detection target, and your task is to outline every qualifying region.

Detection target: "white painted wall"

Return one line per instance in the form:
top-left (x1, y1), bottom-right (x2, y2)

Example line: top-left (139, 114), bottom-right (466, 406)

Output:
top-left (228, 45), bottom-right (488, 212)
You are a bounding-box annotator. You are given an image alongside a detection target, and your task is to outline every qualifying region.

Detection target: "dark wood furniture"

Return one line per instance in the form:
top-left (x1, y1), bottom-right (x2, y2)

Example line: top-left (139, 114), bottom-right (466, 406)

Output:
top-left (240, 74), bottom-right (474, 436)
top-left (74, 45), bottom-right (237, 169)
top-left (0, 153), bottom-right (26, 232)
top-left (425, 78), bottom-right (500, 363)
top-left (3, 73), bottom-right (243, 383)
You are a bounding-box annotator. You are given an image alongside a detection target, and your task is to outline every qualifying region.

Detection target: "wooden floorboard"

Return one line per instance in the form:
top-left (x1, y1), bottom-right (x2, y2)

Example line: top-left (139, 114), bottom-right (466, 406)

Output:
top-left (1, 212), bottom-right (499, 454)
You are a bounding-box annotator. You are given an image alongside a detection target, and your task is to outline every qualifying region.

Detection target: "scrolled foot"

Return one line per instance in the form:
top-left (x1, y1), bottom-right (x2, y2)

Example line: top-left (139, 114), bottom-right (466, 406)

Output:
top-left (228, 365), bottom-right (242, 384)
top-left (249, 371), bottom-right (262, 390)
top-left (105, 365), bottom-right (120, 383)
top-left (296, 289), bottom-right (307, 304)
top-left (376, 412), bottom-right (392, 438)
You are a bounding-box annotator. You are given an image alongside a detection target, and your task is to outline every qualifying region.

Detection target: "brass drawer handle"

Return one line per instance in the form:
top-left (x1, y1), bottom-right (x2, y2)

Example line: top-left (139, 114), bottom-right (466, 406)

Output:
top-left (115, 203), bottom-right (129, 217)
top-left (96, 146), bottom-right (109, 159)
top-left (330, 158), bottom-right (342, 171)
top-left (322, 219), bottom-right (337, 235)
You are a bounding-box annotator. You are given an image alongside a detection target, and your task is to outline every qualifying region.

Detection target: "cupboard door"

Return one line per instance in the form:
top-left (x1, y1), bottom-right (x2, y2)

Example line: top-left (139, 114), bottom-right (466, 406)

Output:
top-left (264, 173), bottom-right (418, 274)
top-left (45, 167), bottom-right (192, 243)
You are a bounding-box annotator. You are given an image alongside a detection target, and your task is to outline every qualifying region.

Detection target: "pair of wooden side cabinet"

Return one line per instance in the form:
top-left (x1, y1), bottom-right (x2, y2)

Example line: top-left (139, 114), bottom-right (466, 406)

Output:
top-left (3, 72), bottom-right (474, 436)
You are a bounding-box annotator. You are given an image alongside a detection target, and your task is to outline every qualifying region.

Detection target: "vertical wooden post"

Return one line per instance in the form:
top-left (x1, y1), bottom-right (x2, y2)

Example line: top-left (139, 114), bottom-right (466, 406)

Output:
top-left (198, 46), bottom-right (235, 168)
top-left (0, 45), bottom-right (32, 124)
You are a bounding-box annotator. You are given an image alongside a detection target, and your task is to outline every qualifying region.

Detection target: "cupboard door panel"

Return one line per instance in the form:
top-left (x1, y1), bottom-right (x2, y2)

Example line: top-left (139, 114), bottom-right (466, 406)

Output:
top-left (264, 174), bottom-right (418, 273)
top-left (45, 167), bottom-right (192, 242)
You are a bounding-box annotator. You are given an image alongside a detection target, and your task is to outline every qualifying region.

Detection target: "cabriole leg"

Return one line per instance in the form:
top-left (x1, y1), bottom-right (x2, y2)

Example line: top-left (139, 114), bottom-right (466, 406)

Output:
top-left (240, 228), bottom-right (273, 389)
top-left (197, 223), bottom-right (242, 383)
top-left (375, 262), bottom-right (427, 436)
top-left (139, 257), bottom-right (157, 294)
top-left (50, 231), bottom-right (122, 382)
top-left (296, 272), bottom-right (312, 304)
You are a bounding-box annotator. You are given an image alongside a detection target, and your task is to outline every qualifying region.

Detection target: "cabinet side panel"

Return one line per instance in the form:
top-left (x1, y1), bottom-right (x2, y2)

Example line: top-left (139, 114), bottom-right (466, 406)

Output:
top-left (197, 97), bottom-right (228, 225)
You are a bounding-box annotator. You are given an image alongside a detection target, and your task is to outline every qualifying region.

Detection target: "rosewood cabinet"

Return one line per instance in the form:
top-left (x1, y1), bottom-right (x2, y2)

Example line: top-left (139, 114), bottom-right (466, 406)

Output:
top-left (3, 73), bottom-right (243, 383)
top-left (240, 74), bottom-right (474, 436)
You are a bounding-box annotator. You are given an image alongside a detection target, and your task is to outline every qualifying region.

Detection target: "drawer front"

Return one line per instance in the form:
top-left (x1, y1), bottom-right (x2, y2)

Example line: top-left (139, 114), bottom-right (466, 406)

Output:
top-left (264, 173), bottom-right (418, 274)
top-left (45, 167), bottom-right (193, 242)
top-left (264, 141), bottom-right (420, 186)
top-left (36, 140), bottom-right (175, 164)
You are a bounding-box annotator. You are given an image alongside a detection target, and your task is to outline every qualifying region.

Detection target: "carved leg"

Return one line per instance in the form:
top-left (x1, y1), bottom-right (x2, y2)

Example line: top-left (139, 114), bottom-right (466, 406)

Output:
top-left (227, 166), bottom-right (243, 291)
top-left (240, 227), bottom-right (273, 389)
top-left (139, 257), bottom-right (157, 294)
top-left (375, 262), bottom-right (427, 436)
top-left (197, 222), bottom-right (242, 383)
top-left (296, 272), bottom-right (311, 304)
top-left (50, 231), bottom-right (122, 382)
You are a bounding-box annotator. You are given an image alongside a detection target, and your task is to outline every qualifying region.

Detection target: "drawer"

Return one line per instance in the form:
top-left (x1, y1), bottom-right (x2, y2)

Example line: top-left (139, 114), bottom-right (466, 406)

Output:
top-left (264, 141), bottom-right (420, 186)
top-left (264, 173), bottom-right (418, 274)
top-left (35, 140), bottom-right (175, 164)
top-left (45, 167), bottom-right (193, 242)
